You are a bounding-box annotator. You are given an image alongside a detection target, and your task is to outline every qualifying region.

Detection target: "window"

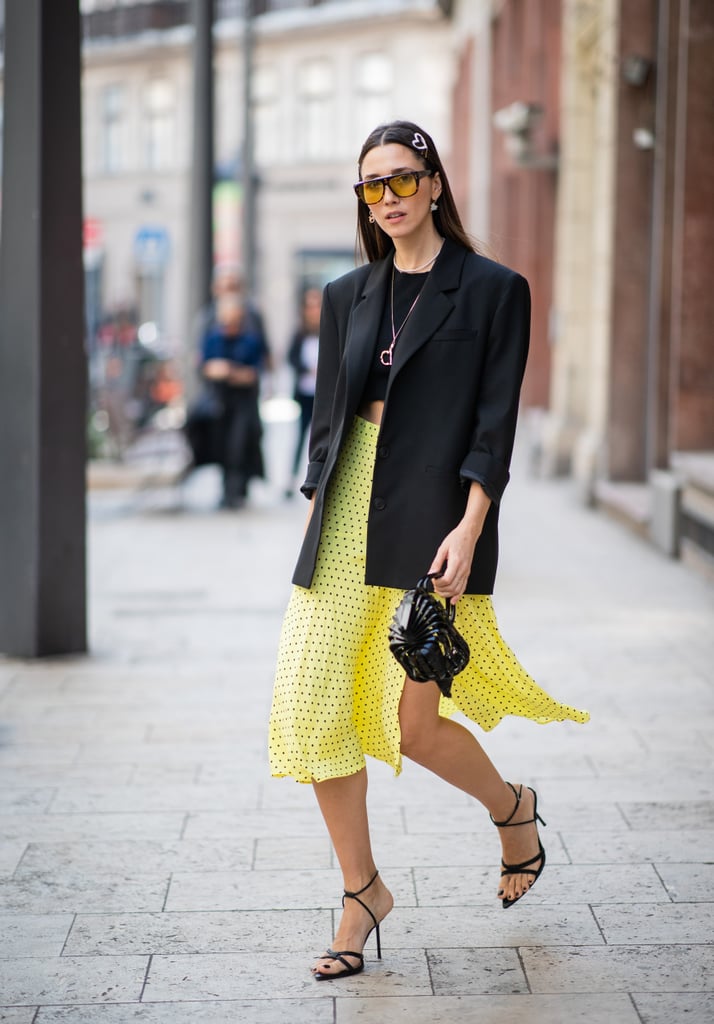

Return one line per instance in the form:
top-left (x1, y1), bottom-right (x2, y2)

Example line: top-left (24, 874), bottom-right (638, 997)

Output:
top-left (254, 64), bottom-right (281, 166)
top-left (143, 78), bottom-right (176, 171)
top-left (295, 59), bottom-right (334, 160)
top-left (100, 83), bottom-right (127, 174)
top-left (354, 52), bottom-right (393, 146)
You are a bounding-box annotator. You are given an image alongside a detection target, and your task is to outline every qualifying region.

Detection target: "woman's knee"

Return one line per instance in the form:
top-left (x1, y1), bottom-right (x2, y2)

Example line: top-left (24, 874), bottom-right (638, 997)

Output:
top-left (399, 713), bottom-right (439, 761)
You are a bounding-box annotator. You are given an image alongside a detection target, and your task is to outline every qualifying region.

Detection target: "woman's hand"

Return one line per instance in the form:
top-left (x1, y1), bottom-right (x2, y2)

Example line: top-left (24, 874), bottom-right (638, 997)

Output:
top-left (429, 481), bottom-right (492, 602)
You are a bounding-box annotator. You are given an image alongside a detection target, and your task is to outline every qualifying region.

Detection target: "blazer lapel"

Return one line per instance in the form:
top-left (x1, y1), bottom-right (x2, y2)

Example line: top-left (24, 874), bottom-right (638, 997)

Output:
top-left (341, 239), bottom-right (468, 411)
top-left (344, 257), bottom-right (391, 402)
top-left (389, 238), bottom-right (466, 380)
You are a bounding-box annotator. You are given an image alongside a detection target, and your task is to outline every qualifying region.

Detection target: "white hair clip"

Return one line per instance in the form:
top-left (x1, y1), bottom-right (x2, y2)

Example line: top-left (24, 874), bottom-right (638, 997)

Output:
top-left (411, 132), bottom-right (428, 155)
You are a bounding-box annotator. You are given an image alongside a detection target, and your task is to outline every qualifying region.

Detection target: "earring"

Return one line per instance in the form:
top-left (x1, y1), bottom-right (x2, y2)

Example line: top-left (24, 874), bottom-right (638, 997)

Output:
top-left (430, 201), bottom-right (438, 213)
top-left (368, 211), bottom-right (375, 223)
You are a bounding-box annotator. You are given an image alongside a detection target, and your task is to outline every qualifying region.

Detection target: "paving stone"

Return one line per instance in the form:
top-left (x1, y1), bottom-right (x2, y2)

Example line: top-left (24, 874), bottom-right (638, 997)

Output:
top-left (588, 750), bottom-right (712, 778)
top-left (143, 949), bottom-right (432, 1001)
top-left (656, 863), bottom-right (714, 902)
top-left (0, 914), bottom-right (74, 956)
top-left (129, 764), bottom-right (201, 785)
top-left (3, 721), bottom-right (152, 745)
top-left (0, 765), bottom-right (134, 787)
top-left (183, 804), bottom-right (406, 840)
top-left (620, 800), bottom-right (714, 830)
top-left (64, 908), bottom-right (330, 955)
top-left (632, 992), bottom-right (714, 1024)
top-left (521, 944), bottom-right (714, 993)
top-left (0, 874), bottom-right (169, 913)
top-left (164, 867), bottom-right (416, 913)
top-left (360, 830), bottom-right (570, 870)
top-left (534, 777), bottom-right (710, 803)
top-left (48, 783), bottom-right (259, 815)
top-left (0, 1009), bottom-right (37, 1024)
top-left (71, 742), bottom-right (252, 765)
top-left (16, 839), bottom-right (252, 878)
top-left (562, 829), bottom-right (714, 864)
top-left (0, 789), bottom-right (56, 814)
top-left (427, 947), bottom-right (528, 995)
top-left (413, 862), bottom-right (667, 905)
top-left (386, 904), bottom-right (602, 947)
top-left (335, 993), bottom-right (641, 1023)
top-left (0, 814), bottom-right (185, 843)
top-left (0, 842), bottom-right (26, 878)
top-left (0, 955), bottom-right (148, 1005)
top-left (0, 746), bottom-right (82, 767)
top-left (34, 1001), bottom-right (335, 1024)
top-left (182, 807), bottom-right (328, 840)
top-left (531, 800), bottom-right (629, 831)
top-left (593, 903), bottom-right (714, 944)
top-left (253, 836), bottom-right (333, 870)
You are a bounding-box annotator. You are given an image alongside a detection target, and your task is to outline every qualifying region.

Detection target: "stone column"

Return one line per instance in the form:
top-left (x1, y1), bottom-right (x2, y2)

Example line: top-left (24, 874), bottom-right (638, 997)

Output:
top-left (0, 0), bottom-right (86, 656)
top-left (187, 0), bottom-right (215, 366)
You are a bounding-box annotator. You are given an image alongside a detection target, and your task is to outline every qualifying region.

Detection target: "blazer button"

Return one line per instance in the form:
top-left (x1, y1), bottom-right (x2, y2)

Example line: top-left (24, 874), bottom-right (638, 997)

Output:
top-left (377, 445), bottom-right (390, 459)
top-left (373, 497), bottom-right (386, 511)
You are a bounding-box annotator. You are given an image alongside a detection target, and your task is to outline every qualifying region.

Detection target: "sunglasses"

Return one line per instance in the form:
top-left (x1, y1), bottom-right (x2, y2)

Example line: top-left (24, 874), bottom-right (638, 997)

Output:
top-left (353, 169), bottom-right (434, 206)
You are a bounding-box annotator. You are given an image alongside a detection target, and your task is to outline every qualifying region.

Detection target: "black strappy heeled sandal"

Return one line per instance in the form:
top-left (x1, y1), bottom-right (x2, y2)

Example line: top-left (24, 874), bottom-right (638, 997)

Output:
top-left (490, 782), bottom-right (546, 909)
top-left (312, 869), bottom-right (382, 981)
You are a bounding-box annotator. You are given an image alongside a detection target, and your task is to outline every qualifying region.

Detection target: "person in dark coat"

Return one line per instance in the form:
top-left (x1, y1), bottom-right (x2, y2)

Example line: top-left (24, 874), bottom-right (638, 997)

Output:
top-left (285, 287), bottom-right (322, 495)
top-left (268, 121), bottom-right (589, 979)
top-left (199, 293), bottom-right (266, 508)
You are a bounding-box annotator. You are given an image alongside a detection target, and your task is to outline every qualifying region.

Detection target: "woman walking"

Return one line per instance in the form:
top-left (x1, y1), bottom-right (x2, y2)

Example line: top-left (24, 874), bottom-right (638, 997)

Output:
top-left (269, 120), bottom-right (589, 980)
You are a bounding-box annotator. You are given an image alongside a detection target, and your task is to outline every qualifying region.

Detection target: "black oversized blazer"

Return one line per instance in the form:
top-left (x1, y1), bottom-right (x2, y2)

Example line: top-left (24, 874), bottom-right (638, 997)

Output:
top-left (292, 238), bottom-right (531, 595)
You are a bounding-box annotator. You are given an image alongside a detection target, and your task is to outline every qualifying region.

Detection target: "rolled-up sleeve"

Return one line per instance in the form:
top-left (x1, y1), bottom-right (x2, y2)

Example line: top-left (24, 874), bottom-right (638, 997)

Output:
top-left (459, 272), bottom-right (531, 505)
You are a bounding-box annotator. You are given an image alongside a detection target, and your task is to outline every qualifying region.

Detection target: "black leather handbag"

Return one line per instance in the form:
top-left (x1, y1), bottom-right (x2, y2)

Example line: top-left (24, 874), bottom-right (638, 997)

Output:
top-left (388, 572), bottom-right (470, 698)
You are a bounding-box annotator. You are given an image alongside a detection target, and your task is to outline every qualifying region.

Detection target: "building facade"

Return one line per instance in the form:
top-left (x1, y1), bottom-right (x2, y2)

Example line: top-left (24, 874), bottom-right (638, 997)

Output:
top-left (451, 0), bottom-right (714, 571)
top-left (80, 0), bottom-right (460, 364)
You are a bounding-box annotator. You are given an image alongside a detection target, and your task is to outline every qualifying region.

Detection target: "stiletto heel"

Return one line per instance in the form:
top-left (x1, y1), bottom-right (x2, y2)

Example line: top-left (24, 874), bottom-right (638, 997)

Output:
top-left (490, 782), bottom-right (546, 909)
top-left (312, 869), bottom-right (382, 980)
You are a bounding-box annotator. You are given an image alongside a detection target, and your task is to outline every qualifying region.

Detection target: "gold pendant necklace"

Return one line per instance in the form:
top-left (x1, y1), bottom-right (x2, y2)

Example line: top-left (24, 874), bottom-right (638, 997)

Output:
top-left (380, 265), bottom-right (427, 367)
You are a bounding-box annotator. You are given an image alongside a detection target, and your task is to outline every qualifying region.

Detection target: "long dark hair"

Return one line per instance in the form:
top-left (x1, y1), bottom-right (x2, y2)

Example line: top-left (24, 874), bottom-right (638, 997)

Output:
top-left (355, 120), bottom-right (476, 263)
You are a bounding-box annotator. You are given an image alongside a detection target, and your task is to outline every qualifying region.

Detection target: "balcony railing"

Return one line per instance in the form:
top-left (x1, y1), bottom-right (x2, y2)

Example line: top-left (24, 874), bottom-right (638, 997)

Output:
top-left (81, 0), bottom-right (339, 43)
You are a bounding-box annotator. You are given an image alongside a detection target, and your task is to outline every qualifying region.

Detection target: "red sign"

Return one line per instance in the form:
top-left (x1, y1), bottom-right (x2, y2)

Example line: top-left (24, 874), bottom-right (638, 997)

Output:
top-left (83, 218), bottom-right (104, 250)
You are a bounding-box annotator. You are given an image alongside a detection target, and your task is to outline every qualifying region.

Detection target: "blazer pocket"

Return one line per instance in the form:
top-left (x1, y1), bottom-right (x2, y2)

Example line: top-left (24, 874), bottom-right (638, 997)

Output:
top-left (433, 329), bottom-right (476, 342)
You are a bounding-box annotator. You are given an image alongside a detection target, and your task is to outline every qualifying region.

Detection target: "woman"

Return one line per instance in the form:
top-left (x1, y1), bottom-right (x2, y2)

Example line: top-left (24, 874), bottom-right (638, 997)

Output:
top-left (200, 293), bottom-right (266, 509)
top-left (269, 121), bottom-right (589, 980)
top-left (285, 287), bottom-right (322, 495)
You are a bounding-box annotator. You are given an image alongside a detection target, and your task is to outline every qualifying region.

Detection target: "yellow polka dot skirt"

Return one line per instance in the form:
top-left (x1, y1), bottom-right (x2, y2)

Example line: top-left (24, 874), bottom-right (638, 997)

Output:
top-left (269, 415), bottom-right (590, 784)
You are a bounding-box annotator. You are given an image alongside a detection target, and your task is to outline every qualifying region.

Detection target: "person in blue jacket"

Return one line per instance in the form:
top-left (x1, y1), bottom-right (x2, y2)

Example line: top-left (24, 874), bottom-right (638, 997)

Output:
top-left (200, 292), bottom-right (266, 508)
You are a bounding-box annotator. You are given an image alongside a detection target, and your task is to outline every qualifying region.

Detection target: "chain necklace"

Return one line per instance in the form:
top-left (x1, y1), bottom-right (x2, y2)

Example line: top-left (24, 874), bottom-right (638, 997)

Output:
top-left (393, 239), bottom-right (443, 274)
top-left (379, 264), bottom-right (427, 367)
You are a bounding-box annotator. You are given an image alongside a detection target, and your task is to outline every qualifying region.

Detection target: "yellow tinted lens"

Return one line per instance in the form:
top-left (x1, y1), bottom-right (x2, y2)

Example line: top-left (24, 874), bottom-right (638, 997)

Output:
top-left (361, 180), bottom-right (384, 204)
top-left (389, 173), bottom-right (419, 198)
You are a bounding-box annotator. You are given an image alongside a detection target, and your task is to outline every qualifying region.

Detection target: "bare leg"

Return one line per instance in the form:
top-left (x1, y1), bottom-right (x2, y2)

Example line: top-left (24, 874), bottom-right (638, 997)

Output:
top-left (311, 768), bottom-right (393, 976)
top-left (399, 678), bottom-right (544, 905)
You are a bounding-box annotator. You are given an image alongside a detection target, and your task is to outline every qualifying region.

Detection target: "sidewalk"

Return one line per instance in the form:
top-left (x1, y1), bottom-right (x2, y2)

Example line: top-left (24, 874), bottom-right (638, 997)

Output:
top-left (1, 424), bottom-right (713, 1023)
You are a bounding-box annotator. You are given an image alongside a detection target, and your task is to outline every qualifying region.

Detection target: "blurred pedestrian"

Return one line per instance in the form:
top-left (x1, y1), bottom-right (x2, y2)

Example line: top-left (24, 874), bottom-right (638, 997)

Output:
top-left (285, 287), bottom-right (322, 496)
top-left (268, 120), bottom-right (589, 979)
top-left (198, 291), bottom-right (266, 508)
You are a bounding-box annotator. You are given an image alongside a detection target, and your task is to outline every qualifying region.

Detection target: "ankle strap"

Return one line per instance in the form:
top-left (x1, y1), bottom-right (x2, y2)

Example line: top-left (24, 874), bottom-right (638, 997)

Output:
top-left (489, 782), bottom-right (522, 828)
top-left (344, 869), bottom-right (379, 900)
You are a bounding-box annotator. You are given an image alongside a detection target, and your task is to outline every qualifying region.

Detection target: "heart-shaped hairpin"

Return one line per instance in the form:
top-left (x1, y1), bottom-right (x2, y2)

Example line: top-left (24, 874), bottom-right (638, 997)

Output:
top-left (411, 132), bottom-right (428, 154)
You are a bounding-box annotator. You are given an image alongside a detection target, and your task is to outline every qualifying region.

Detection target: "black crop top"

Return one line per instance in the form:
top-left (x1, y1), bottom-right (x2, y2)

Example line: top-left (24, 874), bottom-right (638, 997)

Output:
top-left (361, 269), bottom-right (430, 403)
